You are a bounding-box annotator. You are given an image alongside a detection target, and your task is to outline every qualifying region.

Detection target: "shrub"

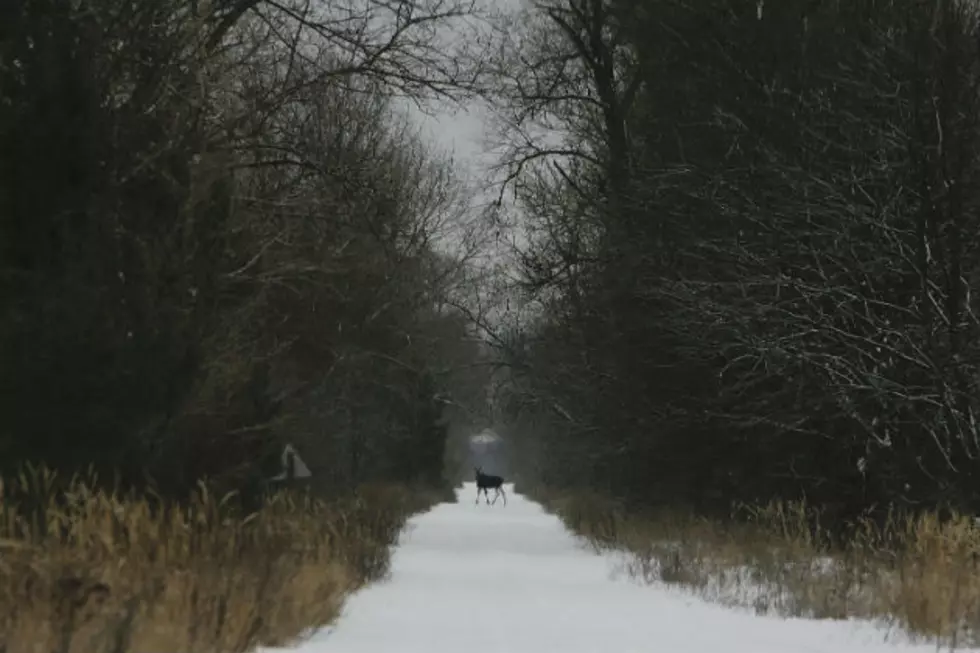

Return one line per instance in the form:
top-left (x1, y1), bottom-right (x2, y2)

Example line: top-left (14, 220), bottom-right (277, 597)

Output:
top-left (0, 467), bottom-right (440, 653)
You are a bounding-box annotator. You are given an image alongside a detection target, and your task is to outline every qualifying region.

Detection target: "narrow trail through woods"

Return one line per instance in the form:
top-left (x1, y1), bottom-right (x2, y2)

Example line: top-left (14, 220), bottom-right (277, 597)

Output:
top-left (265, 485), bottom-right (968, 653)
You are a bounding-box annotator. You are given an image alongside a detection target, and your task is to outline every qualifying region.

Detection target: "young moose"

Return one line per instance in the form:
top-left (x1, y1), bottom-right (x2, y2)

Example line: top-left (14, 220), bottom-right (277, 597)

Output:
top-left (474, 467), bottom-right (506, 506)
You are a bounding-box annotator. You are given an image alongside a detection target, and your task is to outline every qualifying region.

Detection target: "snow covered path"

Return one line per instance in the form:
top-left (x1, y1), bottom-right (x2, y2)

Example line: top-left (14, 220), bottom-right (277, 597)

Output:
top-left (267, 484), bottom-right (971, 653)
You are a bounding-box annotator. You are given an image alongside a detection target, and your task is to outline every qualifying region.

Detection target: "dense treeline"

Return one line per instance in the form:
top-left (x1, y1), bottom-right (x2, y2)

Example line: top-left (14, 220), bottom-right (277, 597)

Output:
top-left (0, 0), bottom-right (493, 500)
top-left (489, 0), bottom-right (980, 524)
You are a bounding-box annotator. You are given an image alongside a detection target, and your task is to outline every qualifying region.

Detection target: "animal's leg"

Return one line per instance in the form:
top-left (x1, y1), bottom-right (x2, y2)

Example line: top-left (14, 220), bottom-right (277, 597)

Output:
top-left (493, 487), bottom-right (505, 505)
top-left (493, 487), bottom-right (507, 506)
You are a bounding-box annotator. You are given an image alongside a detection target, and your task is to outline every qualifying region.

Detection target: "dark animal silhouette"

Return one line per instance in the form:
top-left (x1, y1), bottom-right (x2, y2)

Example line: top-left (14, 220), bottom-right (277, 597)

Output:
top-left (475, 467), bottom-right (506, 506)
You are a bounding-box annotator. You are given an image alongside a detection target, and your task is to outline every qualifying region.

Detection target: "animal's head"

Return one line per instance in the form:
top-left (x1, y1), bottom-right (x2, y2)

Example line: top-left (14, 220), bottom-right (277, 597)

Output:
top-left (474, 466), bottom-right (483, 478)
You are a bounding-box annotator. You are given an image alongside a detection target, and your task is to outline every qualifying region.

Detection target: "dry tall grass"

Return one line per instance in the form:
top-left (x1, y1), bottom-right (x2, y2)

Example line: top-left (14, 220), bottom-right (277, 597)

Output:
top-left (523, 484), bottom-right (980, 648)
top-left (0, 467), bottom-right (443, 653)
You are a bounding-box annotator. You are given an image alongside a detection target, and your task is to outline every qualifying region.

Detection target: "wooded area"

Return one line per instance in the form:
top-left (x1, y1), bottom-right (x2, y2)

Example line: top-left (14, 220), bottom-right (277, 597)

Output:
top-left (9, 2), bottom-right (980, 645)
top-left (489, 0), bottom-right (980, 526)
top-left (0, 0), bottom-right (495, 501)
top-left (5, 0), bottom-right (980, 529)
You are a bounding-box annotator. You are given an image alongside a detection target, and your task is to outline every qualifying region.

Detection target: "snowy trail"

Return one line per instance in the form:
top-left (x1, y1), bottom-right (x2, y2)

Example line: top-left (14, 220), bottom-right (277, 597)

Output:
top-left (267, 484), bottom-right (971, 653)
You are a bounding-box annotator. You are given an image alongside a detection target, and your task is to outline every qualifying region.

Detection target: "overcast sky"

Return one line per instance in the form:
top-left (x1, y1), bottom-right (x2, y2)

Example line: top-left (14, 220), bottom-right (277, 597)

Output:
top-left (412, 102), bottom-right (494, 179)
top-left (391, 1), bottom-right (536, 330)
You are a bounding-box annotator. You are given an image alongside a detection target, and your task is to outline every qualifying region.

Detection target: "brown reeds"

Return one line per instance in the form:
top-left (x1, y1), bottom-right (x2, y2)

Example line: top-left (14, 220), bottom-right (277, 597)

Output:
top-left (521, 483), bottom-right (980, 647)
top-left (0, 467), bottom-right (444, 653)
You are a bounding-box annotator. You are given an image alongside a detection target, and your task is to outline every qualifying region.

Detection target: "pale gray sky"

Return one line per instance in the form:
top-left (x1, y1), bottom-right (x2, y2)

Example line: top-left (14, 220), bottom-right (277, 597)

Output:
top-left (392, 0), bottom-right (535, 331)
top-left (411, 101), bottom-right (495, 180)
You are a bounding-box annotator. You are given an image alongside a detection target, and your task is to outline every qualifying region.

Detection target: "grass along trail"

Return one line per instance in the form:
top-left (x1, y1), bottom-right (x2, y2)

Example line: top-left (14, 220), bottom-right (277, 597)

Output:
top-left (263, 484), bottom-right (970, 653)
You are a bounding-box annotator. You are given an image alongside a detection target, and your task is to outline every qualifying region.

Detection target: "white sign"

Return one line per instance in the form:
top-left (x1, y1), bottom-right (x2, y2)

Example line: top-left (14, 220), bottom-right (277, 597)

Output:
top-left (269, 443), bottom-right (312, 481)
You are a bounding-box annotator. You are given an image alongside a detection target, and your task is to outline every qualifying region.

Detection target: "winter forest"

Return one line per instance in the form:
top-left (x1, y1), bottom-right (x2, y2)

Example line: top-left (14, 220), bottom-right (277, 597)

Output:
top-left (4, 0), bottom-right (980, 648)
top-left (494, 0), bottom-right (980, 525)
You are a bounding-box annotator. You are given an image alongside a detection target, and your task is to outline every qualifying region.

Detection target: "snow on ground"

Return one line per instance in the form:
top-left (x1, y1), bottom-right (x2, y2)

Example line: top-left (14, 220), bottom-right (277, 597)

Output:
top-left (263, 484), bottom-right (977, 653)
